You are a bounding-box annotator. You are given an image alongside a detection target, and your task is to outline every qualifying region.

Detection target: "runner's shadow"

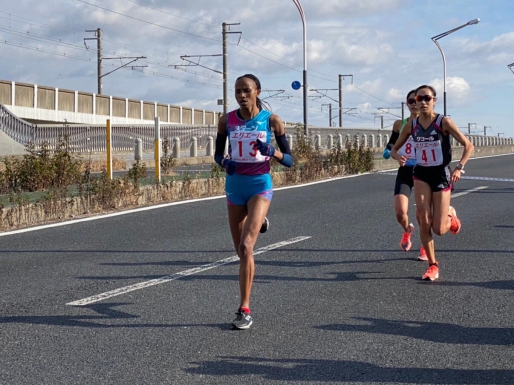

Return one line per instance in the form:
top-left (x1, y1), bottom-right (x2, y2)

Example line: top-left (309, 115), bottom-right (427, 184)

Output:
top-left (0, 249), bottom-right (232, 256)
top-left (435, 279), bottom-right (514, 291)
top-left (277, 248), bottom-right (514, 254)
top-left (184, 356), bottom-right (513, 384)
top-left (0, 303), bottom-right (227, 330)
top-left (316, 317), bottom-right (514, 346)
top-left (76, 271), bottom-right (417, 283)
top-left (181, 272), bottom-right (416, 284)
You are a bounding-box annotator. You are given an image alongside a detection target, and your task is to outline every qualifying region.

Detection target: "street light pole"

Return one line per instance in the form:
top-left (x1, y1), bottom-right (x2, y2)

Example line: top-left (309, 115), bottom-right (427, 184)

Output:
top-left (292, 0), bottom-right (308, 136)
top-left (431, 18), bottom-right (480, 116)
top-left (508, 63), bottom-right (514, 75)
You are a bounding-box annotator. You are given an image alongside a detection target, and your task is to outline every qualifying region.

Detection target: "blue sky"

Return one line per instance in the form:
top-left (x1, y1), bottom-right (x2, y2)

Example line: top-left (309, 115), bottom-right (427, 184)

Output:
top-left (1, 0), bottom-right (513, 137)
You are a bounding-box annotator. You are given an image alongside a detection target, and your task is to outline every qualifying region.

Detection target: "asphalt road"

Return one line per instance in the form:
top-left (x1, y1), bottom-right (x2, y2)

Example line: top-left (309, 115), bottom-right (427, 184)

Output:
top-left (1, 155), bottom-right (513, 385)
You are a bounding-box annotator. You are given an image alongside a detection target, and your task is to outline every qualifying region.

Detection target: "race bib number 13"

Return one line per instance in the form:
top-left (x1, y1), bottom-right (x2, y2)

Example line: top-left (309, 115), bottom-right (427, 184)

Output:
top-left (229, 131), bottom-right (268, 163)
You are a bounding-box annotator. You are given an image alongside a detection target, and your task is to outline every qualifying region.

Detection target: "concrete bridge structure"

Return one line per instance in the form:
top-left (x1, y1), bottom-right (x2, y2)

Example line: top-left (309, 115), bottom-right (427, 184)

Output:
top-left (0, 79), bottom-right (222, 126)
top-left (1, 79), bottom-right (513, 162)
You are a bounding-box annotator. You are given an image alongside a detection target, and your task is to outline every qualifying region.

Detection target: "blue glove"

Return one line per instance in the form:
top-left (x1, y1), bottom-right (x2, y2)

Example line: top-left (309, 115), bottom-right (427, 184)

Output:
top-left (382, 148), bottom-right (391, 160)
top-left (221, 159), bottom-right (238, 175)
top-left (253, 139), bottom-right (275, 157)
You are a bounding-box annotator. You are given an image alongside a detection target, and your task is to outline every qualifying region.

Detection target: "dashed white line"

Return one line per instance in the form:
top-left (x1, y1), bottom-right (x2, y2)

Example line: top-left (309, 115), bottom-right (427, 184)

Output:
top-left (451, 185), bottom-right (488, 198)
top-left (66, 236), bottom-right (311, 306)
top-left (461, 176), bottom-right (514, 182)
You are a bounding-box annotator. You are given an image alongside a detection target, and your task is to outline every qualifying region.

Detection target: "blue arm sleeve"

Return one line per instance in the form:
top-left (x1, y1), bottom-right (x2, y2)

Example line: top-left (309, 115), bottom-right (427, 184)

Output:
top-left (280, 153), bottom-right (294, 167)
top-left (214, 133), bottom-right (227, 166)
top-left (275, 134), bottom-right (294, 168)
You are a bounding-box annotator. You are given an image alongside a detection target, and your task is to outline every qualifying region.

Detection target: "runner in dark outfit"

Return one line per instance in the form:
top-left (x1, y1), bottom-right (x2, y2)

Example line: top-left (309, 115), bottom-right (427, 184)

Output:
top-left (391, 85), bottom-right (474, 281)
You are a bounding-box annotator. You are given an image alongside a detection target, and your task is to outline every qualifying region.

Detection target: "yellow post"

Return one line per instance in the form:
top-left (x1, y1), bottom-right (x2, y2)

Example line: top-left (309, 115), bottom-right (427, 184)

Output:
top-left (154, 117), bottom-right (161, 183)
top-left (106, 119), bottom-right (112, 180)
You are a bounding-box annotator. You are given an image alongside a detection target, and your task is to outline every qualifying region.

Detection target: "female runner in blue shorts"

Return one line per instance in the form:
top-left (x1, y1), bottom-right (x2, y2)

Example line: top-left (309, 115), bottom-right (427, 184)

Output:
top-left (391, 85), bottom-right (474, 281)
top-left (214, 74), bottom-right (294, 329)
top-left (383, 89), bottom-right (426, 260)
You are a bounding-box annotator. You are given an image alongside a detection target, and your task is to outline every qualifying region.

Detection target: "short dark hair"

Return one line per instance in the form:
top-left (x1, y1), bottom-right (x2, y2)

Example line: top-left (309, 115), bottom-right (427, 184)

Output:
top-left (406, 89), bottom-right (416, 100)
top-left (415, 85), bottom-right (437, 97)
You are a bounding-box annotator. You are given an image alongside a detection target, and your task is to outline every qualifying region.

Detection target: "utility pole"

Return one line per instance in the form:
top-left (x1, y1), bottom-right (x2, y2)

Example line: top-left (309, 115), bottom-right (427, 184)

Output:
top-left (401, 102), bottom-right (405, 120)
top-left (85, 28), bottom-right (146, 95)
top-left (222, 22), bottom-right (241, 115)
top-left (484, 126), bottom-right (491, 136)
top-left (321, 103), bottom-right (332, 126)
top-left (85, 28), bottom-right (102, 94)
top-left (338, 74), bottom-right (353, 128)
top-left (468, 122), bottom-right (476, 134)
top-left (374, 115), bottom-right (384, 129)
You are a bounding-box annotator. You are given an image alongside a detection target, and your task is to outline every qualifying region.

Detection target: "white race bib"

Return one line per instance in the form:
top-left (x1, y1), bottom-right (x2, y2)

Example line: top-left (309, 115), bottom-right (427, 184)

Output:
top-left (229, 131), bottom-right (268, 163)
top-left (398, 136), bottom-right (415, 159)
top-left (415, 141), bottom-right (443, 166)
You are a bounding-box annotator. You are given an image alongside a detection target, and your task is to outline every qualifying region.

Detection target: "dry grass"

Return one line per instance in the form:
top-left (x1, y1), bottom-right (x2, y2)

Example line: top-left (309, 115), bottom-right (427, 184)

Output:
top-left (0, 133), bottom-right (374, 231)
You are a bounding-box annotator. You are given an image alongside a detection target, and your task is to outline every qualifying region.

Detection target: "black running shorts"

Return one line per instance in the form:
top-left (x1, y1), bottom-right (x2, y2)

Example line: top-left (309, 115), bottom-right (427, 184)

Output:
top-left (413, 165), bottom-right (452, 193)
top-left (394, 166), bottom-right (414, 196)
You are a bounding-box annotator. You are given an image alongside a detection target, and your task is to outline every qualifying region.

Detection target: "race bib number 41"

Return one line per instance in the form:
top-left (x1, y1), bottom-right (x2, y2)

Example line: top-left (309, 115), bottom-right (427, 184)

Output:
top-left (415, 141), bottom-right (443, 166)
top-left (229, 131), bottom-right (268, 163)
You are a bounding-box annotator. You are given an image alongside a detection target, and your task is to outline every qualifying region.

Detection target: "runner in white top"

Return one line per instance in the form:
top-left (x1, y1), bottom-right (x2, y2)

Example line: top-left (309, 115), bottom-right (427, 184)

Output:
top-left (383, 89), bottom-right (426, 260)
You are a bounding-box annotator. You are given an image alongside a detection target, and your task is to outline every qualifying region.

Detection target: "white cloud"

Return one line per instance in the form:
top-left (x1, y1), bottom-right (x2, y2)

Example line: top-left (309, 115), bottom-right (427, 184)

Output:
top-left (387, 87), bottom-right (403, 100)
top-left (429, 77), bottom-right (470, 107)
top-left (0, 1), bottom-right (513, 135)
top-left (358, 102), bottom-right (374, 114)
top-left (304, 0), bottom-right (402, 18)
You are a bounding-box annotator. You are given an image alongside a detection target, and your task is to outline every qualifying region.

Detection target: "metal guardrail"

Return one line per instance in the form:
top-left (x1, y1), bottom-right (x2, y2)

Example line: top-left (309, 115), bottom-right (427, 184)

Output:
top-left (0, 103), bottom-right (217, 153)
top-left (0, 102), bottom-right (35, 144)
top-left (1, 103), bottom-right (512, 154)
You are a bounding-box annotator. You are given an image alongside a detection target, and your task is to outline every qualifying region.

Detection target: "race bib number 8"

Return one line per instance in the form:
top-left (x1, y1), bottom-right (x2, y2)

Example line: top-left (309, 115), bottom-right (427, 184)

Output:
top-left (415, 141), bottom-right (443, 166)
top-left (398, 136), bottom-right (415, 159)
top-left (229, 131), bottom-right (268, 163)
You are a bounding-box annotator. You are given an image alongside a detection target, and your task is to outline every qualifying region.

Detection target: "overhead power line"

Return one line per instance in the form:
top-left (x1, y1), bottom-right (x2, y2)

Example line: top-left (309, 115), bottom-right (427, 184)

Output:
top-left (76, 0), bottom-right (220, 42)
top-left (1, 5), bottom-right (402, 114)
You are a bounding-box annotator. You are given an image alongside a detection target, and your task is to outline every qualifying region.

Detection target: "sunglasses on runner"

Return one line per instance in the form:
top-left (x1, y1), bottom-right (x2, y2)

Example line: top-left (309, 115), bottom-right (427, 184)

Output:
top-left (407, 98), bottom-right (416, 105)
top-left (415, 95), bottom-right (434, 102)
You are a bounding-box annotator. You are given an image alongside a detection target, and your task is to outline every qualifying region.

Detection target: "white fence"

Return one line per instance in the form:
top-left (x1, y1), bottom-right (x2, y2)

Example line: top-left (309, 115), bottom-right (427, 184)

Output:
top-left (1, 102), bottom-right (512, 156)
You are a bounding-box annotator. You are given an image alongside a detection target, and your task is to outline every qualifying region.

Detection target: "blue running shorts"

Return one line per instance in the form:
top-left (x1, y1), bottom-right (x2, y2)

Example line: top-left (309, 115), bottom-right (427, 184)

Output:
top-left (225, 173), bottom-right (273, 206)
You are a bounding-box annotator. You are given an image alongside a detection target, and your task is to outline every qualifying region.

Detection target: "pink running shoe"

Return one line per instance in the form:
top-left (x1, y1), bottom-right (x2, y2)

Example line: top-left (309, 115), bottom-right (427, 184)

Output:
top-left (422, 264), bottom-right (439, 281)
top-left (417, 246), bottom-right (428, 261)
top-left (449, 206), bottom-right (461, 235)
top-left (400, 223), bottom-right (414, 251)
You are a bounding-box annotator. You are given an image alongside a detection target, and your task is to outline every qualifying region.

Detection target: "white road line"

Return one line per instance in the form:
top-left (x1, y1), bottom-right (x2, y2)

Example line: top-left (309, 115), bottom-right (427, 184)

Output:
top-left (380, 172), bottom-right (514, 183)
top-left (1, 154), bottom-right (510, 237)
top-left (66, 236), bottom-right (311, 306)
top-left (451, 186), bottom-right (488, 198)
top-left (461, 176), bottom-right (514, 182)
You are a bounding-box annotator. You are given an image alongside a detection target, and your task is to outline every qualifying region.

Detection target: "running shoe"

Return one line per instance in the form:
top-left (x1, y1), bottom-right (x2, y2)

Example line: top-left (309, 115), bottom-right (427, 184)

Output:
top-left (422, 264), bottom-right (439, 281)
top-left (400, 223), bottom-right (414, 251)
top-left (417, 246), bottom-right (428, 261)
top-left (231, 309), bottom-right (253, 330)
top-left (449, 206), bottom-right (461, 235)
top-left (260, 217), bottom-right (269, 234)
